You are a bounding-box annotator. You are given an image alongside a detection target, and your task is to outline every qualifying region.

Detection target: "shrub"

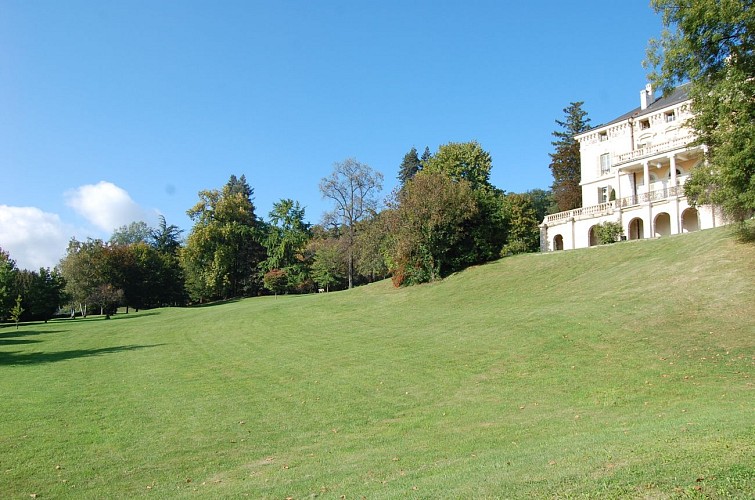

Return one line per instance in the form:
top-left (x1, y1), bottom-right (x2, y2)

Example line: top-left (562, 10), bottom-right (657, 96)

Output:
top-left (595, 221), bottom-right (624, 244)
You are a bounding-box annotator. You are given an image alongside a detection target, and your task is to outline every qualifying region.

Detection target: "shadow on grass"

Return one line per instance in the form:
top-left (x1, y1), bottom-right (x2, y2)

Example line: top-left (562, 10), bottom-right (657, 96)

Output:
top-left (187, 298), bottom-right (241, 308)
top-left (0, 338), bottom-right (41, 346)
top-left (108, 311), bottom-right (161, 321)
top-left (0, 344), bottom-right (165, 366)
top-left (0, 329), bottom-right (67, 339)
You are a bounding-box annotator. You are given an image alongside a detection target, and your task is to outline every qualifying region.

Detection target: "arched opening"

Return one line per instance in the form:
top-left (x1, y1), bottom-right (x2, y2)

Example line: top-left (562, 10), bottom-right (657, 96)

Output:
top-left (682, 208), bottom-right (700, 232)
top-left (628, 218), bottom-right (644, 240)
top-left (588, 226), bottom-right (598, 247)
top-left (654, 213), bottom-right (671, 237)
top-left (553, 234), bottom-right (563, 251)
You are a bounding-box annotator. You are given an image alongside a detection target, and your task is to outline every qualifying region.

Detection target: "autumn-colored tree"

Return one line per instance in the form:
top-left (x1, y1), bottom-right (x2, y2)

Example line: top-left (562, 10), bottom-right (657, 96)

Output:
top-left (385, 171), bottom-right (478, 285)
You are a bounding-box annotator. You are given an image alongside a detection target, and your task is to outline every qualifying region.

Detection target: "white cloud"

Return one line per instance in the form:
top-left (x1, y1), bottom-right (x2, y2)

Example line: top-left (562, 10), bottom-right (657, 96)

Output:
top-left (65, 181), bottom-right (154, 232)
top-left (0, 205), bottom-right (70, 270)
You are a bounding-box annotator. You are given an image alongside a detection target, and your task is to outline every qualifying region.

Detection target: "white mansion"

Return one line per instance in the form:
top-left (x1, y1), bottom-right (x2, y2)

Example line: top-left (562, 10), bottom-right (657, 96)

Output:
top-left (540, 83), bottom-right (725, 251)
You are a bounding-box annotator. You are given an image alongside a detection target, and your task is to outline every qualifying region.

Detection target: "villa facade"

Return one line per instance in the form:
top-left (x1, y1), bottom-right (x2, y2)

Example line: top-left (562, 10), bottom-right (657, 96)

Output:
top-left (540, 84), bottom-right (725, 252)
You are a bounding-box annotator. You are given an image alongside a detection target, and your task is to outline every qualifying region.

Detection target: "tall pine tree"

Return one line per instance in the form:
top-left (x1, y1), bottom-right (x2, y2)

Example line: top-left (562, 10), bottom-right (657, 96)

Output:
top-left (398, 147), bottom-right (421, 185)
top-left (549, 102), bottom-right (590, 212)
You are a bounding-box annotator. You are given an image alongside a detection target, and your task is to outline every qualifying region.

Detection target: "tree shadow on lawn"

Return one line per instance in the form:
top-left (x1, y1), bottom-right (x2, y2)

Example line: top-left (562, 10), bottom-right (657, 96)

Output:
top-left (0, 338), bottom-right (41, 346)
top-left (0, 329), bottom-right (67, 339)
top-left (186, 298), bottom-right (241, 308)
top-left (108, 311), bottom-right (161, 321)
top-left (0, 344), bottom-right (166, 366)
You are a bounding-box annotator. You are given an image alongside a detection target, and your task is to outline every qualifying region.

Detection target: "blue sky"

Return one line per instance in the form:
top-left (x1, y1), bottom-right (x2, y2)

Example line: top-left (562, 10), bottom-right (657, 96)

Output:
top-left (1, 1), bottom-right (663, 270)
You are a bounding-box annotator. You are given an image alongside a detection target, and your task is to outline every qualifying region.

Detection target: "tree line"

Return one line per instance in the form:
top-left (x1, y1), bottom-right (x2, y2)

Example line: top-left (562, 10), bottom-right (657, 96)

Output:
top-left (0, 141), bottom-right (557, 321)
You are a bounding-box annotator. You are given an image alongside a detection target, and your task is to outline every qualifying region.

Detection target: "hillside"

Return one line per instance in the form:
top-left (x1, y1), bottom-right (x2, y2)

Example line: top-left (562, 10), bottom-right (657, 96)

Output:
top-left (1, 226), bottom-right (753, 498)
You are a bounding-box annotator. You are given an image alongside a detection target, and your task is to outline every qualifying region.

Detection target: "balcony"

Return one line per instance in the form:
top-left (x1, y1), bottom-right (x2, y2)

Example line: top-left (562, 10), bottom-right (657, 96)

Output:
top-left (543, 202), bottom-right (614, 224)
top-left (544, 185), bottom-right (686, 225)
top-left (616, 185), bottom-right (684, 208)
top-left (613, 134), bottom-right (697, 166)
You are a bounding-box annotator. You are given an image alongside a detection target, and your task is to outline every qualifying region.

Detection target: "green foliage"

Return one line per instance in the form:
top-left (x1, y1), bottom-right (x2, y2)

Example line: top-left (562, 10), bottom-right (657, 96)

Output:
top-left (523, 188), bottom-right (558, 223)
top-left (501, 193), bottom-right (540, 253)
top-left (309, 238), bottom-right (346, 292)
top-left (59, 238), bottom-right (108, 317)
top-left (595, 221), bottom-right (624, 245)
top-left (384, 171), bottom-right (478, 285)
top-left (182, 175), bottom-right (266, 301)
top-left (0, 248), bottom-right (17, 320)
top-left (10, 294), bottom-right (23, 329)
top-left (14, 268), bottom-right (66, 322)
top-left (89, 284), bottom-right (124, 318)
top-left (353, 214), bottom-right (389, 283)
top-left (422, 140), bottom-right (492, 190)
top-left (550, 102), bottom-right (590, 212)
top-left (647, 0), bottom-right (755, 220)
top-left (397, 147), bottom-right (422, 185)
top-left (320, 158), bottom-right (384, 289)
top-left (109, 221), bottom-right (151, 246)
top-left (262, 199), bottom-right (312, 291)
top-left (149, 215), bottom-right (183, 254)
top-left (262, 269), bottom-right (288, 297)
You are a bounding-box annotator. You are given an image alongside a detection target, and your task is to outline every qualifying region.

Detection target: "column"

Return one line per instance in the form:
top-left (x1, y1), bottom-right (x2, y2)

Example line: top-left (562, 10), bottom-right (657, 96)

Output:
top-left (643, 160), bottom-right (652, 238)
top-left (614, 168), bottom-right (622, 206)
top-left (669, 155), bottom-right (680, 234)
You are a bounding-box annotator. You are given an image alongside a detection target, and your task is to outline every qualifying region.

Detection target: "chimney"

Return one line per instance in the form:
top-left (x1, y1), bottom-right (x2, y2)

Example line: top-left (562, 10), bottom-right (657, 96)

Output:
top-left (640, 83), bottom-right (653, 110)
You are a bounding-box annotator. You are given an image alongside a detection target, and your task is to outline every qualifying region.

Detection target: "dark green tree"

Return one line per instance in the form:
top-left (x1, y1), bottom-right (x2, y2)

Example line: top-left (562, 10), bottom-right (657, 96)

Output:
top-left (550, 102), bottom-right (591, 212)
top-left (646, 0), bottom-right (754, 221)
top-left (182, 175), bottom-right (266, 301)
top-left (150, 215), bottom-right (183, 254)
top-left (500, 193), bottom-right (540, 255)
top-left (398, 147), bottom-right (422, 185)
top-left (0, 248), bottom-right (17, 320)
top-left (420, 146), bottom-right (432, 167)
top-left (15, 268), bottom-right (66, 322)
top-left (262, 199), bottom-right (311, 291)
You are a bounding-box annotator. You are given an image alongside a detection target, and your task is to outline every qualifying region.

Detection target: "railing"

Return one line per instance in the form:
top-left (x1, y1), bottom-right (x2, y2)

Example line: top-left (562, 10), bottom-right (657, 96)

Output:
top-left (614, 135), bottom-right (696, 165)
top-left (544, 202), bottom-right (614, 224)
top-left (545, 186), bottom-right (686, 224)
top-left (615, 185), bottom-right (684, 208)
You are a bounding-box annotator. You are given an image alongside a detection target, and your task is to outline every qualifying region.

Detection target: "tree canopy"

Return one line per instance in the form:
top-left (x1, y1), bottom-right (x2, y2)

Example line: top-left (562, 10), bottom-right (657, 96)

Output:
top-left (320, 158), bottom-right (383, 289)
top-left (647, 0), bottom-right (754, 220)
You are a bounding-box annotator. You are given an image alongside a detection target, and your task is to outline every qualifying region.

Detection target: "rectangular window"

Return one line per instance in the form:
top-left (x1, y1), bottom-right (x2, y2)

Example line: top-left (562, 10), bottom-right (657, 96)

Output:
top-left (600, 153), bottom-right (611, 174)
top-left (640, 119), bottom-right (650, 129)
top-left (598, 131), bottom-right (608, 142)
top-left (665, 111), bottom-right (676, 122)
top-left (599, 186), bottom-right (609, 203)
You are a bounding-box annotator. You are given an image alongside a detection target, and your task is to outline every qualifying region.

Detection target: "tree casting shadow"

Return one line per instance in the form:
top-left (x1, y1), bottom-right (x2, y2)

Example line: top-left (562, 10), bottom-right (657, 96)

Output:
top-left (0, 344), bottom-right (165, 366)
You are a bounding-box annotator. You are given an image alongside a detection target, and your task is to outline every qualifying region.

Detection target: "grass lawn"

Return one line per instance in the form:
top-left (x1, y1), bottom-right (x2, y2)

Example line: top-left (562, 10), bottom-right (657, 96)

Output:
top-left (1, 226), bottom-right (753, 498)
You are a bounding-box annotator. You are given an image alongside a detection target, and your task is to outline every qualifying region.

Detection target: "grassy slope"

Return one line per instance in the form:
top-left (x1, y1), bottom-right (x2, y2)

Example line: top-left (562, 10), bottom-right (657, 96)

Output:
top-left (1, 226), bottom-right (753, 499)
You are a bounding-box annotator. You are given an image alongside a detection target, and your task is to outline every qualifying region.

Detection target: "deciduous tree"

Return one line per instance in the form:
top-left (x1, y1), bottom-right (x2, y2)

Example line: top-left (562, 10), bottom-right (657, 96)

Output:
top-left (320, 158), bottom-right (383, 289)
top-left (182, 175), bottom-right (266, 301)
top-left (422, 141), bottom-right (492, 190)
top-left (646, 0), bottom-right (754, 221)
top-left (385, 171), bottom-right (478, 286)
